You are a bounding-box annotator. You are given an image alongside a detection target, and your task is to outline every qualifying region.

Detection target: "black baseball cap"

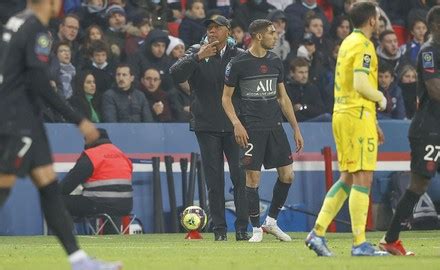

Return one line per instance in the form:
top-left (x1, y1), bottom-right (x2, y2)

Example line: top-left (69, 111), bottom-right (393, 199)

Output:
top-left (203, 15), bottom-right (231, 29)
top-left (303, 32), bottom-right (316, 45)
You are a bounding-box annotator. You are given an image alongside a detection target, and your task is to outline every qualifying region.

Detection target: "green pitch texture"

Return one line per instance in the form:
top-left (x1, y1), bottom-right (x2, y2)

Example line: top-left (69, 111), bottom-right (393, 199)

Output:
top-left (1, 232), bottom-right (440, 270)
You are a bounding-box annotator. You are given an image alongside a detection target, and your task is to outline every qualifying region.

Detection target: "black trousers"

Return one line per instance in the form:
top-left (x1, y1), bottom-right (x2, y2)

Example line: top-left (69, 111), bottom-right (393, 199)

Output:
top-left (63, 195), bottom-right (133, 234)
top-left (195, 131), bottom-right (248, 232)
top-left (63, 195), bottom-right (132, 217)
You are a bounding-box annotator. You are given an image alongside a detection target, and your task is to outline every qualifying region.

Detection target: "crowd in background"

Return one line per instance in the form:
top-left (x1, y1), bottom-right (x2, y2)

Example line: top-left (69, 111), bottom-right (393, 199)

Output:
top-left (1, 0), bottom-right (438, 123)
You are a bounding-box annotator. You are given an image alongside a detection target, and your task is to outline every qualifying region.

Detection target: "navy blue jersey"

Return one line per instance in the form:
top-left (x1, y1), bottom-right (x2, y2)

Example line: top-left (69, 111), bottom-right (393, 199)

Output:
top-left (409, 40), bottom-right (440, 138)
top-left (225, 51), bottom-right (284, 130)
top-left (0, 10), bottom-right (81, 134)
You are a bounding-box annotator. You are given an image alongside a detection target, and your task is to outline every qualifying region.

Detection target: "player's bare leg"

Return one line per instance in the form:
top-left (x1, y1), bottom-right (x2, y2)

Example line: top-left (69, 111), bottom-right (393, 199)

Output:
top-left (350, 171), bottom-right (387, 256)
top-left (0, 174), bottom-right (16, 207)
top-left (31, 165), bottom-right (122, 270)
top-left (379, 172), bottom-right (427, 255)
top-left (246, 170), bottom-right (263, 242)
top-left (262, 164), bottom-right (293, 242)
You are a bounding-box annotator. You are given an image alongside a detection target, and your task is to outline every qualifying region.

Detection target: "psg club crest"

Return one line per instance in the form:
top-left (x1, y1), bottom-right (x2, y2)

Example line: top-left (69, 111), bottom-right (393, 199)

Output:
top-left (260, 65), bottom-right (268, 74)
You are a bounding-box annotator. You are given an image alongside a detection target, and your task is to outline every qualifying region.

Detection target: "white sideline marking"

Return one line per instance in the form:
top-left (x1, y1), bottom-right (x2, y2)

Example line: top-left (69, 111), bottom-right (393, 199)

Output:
top-left (54, 161), bottom-right (410, 173)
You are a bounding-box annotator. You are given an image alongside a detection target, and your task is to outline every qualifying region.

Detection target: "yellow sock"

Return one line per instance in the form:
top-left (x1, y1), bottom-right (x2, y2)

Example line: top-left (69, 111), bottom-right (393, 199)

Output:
top-left (349, 185), bottom-right (370, 246)
top-left (314, 180), bottom-right (351, 237)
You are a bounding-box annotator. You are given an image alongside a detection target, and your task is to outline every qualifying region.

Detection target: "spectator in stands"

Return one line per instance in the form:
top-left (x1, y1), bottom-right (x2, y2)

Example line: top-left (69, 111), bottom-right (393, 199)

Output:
top-left (84, 40), bottom-right (116, 96)
top-left (166, 36), bottom-right (185, 64)
top-left (295, 32), bottom-right (328, 92)
top-left (285, 57), bottom-right (331, 122)
top-left (50, 41), bottom-right (76, 100)
top-left (377, 30), bottom-right (407, 74)
top-left (206, 0), bottom-right (233, 17)
top-left (321, 40), bottom-right (342, 114)
top-left (401, 19), bottom-right (428, 67)
top-left (77, 24), bottom-right (107, 69)
top-left (398, 65), bottom-right (418, 119)
top-left (267, 9), bottom-right (290, 61)
top-left (329, 14), bottom-right (352, 42)
top-left (102, 64), bottom-right (153, 122)
top-left (68, 71), bottom-right (101, 123)
top-left (140, 68), bottom-right (173, 122)
top-left (407, 0), bottom-right (435, 29)
top-left (75, 0), bottom-right (108, 30)
top-left (179, 0), bottom-right (206, 47)
top-left (233, 0), bottom-right (275, 31)
top-left (231, 20), bottom-right (247, 49)
top-left (378, 15), bottom-right (389, 34)
top-left (130, 29), bottom-right (174, 91)
top-left (124, 15), bottom-right (152, 57)
top-left (296, 32), bottom-right (316, 62)
top-left (304, 11), bottom-right (333, 60)
top-left (110, 0), bottom-right (137, 20)
top-left (377, 63), bottom-right (406, 120)
top-left (164, 36), bottom-right (191, 122)
top-left (54, 14), bottom-right (81, 66)
top-left (105, 5), bottom-right (127, 61)
top-left (284, 0), bottom-right (329, 46)
top-left (60, 128), bottom-right (133, 220)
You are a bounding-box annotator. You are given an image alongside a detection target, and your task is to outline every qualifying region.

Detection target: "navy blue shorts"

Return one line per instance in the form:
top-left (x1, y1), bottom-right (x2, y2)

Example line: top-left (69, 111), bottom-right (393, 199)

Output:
top-left (240, 128), bottom-right (293, 171)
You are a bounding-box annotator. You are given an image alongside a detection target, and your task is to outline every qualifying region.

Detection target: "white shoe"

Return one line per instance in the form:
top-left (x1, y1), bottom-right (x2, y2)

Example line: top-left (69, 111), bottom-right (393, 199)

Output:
top-left (71, 257), bottom-right (122, 270)
top-left (262, 218), bottom-right (291, 242)
top-left (248, 227), bottom-right (263, 243)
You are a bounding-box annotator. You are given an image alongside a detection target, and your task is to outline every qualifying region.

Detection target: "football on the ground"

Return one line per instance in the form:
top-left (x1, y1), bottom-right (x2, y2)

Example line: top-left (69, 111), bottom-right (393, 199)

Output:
top-left (181, 206), bottom-right (207, 231)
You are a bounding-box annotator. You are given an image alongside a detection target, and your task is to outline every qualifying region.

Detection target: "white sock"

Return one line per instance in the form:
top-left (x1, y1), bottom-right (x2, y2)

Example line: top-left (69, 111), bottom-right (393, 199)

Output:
top-left (69, 250), bottom-right (88, 264)
top-left (265, 216), bottom-right (277, 225)
top-left (253, 226), bottom-right (262, 233)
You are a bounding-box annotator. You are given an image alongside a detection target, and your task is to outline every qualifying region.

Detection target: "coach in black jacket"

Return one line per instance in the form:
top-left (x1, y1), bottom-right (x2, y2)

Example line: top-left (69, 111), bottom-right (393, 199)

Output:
top-left (170, 16), bottom-right (249, 241)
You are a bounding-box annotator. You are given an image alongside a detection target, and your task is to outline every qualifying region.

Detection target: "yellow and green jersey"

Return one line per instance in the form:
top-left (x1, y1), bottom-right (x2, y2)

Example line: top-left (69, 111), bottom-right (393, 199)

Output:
top-left (333, 29), bottom-right (379, 118)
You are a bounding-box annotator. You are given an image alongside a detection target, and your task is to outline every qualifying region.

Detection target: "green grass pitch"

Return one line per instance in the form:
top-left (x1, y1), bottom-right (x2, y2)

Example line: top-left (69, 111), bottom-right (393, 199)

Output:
top-left (1, 231), bottom-right (440, 270)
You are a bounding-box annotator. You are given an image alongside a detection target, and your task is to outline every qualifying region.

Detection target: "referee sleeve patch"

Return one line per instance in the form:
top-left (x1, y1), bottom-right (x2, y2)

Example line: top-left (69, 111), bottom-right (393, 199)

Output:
top-left (422, 52), bottom-right (434, 69)
top-left (362, 54), bottom-right (371, 69)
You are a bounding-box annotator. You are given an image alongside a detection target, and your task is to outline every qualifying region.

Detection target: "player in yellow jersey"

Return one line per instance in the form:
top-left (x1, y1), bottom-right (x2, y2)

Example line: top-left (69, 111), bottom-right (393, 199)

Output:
top-left (305, 2), bottom-right (388, 256)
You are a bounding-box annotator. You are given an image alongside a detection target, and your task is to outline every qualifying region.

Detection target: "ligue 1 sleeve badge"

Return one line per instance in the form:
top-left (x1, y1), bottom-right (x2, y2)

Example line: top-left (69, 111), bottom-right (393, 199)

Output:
top-left (362, 54), bottom-right (371, 68)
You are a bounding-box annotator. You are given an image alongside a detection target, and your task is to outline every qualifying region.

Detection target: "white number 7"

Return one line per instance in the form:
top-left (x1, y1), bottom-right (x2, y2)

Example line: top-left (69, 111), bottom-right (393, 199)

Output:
top-left (17, 137), bottom-right (32, 158)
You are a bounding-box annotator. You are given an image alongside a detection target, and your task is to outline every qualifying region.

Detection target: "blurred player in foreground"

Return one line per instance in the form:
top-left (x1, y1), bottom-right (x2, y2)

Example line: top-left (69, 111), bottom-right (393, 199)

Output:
top-left (0, 0), bottom-right (121, 269)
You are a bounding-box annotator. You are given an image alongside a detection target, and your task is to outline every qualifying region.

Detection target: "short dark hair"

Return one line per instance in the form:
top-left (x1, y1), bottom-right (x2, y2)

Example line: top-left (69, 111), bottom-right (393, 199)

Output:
top-left (290, 57), bottom-right (309, 73)
top-left (379, 29), bottom-right (396, 42)
top-left (53, 40), bottom-right (71, 54)
top-left (89, 40), bottom-right (109, 55)
top-left (248, 19), bottom-right (273, 37)
top-left (61, 13), bottom-right (80, 25)
top-left (187, 0), bottom-right (204, 9)
top-left (143, 67), bottom-right (161, 78)
top-left (427, 6), bottom-right (440, 30)
top-left (305, 11), bottom-right (322, 28)
top-left (116, 63), bottom-right (133, 75)
top-left (349, 1), bottom-right (377, 28)
top-left (409, 18), bottom-right (427, 31)
top-left (378, 63), bottom-right (394, 76)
